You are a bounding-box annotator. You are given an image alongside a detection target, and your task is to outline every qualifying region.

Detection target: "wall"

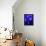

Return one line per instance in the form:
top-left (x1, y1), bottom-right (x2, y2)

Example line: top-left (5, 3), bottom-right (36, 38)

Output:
top-left (41, 0), bottom-right (46, 46)
top-left (0, 0), bottom-right (16, 30)
top-left (13, 0), bottom-right (41, 46)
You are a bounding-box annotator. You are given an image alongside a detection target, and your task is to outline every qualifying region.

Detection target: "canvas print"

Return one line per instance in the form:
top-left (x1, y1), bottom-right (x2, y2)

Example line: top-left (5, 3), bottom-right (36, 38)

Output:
top-left (24, 14), bottom-right (34, 25)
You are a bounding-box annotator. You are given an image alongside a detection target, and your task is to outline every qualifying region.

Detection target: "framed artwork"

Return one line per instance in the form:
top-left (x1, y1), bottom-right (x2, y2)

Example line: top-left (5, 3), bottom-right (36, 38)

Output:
top-left (24, 14), bottom-right (34, 25)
